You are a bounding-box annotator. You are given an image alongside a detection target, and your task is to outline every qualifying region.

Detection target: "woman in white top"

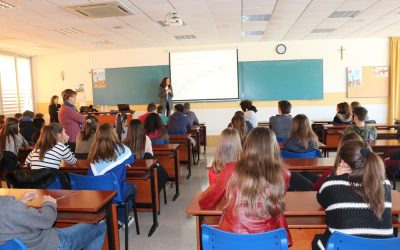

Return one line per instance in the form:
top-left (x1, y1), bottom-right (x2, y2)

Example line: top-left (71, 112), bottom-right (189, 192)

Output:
top-left (25, 123), bottom-right (77, 169)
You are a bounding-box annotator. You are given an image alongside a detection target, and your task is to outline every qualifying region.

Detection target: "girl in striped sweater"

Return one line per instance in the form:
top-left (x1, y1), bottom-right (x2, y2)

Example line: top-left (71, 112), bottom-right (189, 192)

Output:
top-left (312, 140), bottom-right (393, 250)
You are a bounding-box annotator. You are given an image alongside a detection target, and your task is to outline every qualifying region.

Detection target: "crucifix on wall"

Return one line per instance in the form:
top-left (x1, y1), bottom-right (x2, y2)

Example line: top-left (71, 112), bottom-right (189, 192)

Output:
top-left (340, 46), bottom-right (346, 60)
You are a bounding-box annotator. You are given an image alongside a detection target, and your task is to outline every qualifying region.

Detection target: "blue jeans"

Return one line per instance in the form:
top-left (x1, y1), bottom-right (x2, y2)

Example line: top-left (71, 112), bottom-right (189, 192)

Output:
top-left (56, 222), bottom-right (107, 250)
top-left (117, 183), bottom-right (135, 223)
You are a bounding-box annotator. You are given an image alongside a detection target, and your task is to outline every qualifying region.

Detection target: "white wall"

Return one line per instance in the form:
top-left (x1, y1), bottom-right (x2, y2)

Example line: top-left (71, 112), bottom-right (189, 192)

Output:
top-left (32, 38), bottom-right (389, 135)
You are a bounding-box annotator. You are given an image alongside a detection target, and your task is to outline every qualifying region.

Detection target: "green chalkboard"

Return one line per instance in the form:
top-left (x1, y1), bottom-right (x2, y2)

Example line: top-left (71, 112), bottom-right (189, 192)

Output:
top-left (239, 59), bottom-right (323, 100)
top-left (93, 65), bottom-right (170, 105)
top-left (93, 59), bottom-right (323, 105)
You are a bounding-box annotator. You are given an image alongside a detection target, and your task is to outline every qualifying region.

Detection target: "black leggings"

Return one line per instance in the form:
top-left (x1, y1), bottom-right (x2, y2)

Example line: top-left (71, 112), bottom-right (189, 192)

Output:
top-left (166, 102), bottom-right (170, 116)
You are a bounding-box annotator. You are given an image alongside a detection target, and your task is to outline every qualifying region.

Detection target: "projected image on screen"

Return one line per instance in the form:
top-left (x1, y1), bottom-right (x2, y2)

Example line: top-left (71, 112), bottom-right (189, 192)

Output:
top-left (170, 49), bottom-right (239, 101)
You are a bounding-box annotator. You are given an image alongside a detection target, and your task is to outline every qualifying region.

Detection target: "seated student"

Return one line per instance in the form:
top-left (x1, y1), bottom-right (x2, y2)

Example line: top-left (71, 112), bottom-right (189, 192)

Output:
top-left (31, 117), bottom-right (45, 144)
top-left (88, 123), bottom-right (135, 226)
top-left (351, 101), bottom-right (361, 113)
top-left (138, 103), bottom-right (157, 123)
top-left (229, 113), bottom-right (249, 145)
top-left (269, 100), bottom-right (293, 140)
top-left (312, 140), bottom-right (393, 250)
top-left (199, 128), bottom-right (241, 209)
top-left (240, 100), bottom-right (257, 128)
top-left (332, 102), bottom-right (352, 124)
top-left (25, 123), bottom-right (76, 169)
top-left (75, 115), bottom-right (98, 158)
top-left (216, 128), bottom-right (292, 244)
top-left (0, 192), bottom-right (106, 250)
top-left (156, 105), bottom-right (168, 125)
top-left (0, 115), bottom-right (5, 130)
top-left (183, 102), bottom-right (199, 126)
top-left (14, 113), bottom-right (22, 120)
top-left (115, 113), bottom-right (128, 141)
top-left (206, 128), bottom-right (242, 184)
top-left (283, 114), bottom-right (319, 153)
top-left (289, 132), bottom-right (363, 191)
top-left (344, 106), bottom-right (377, 140)
top-left (19, 110), bottom-right (35, 143)
top-left (167, 104), bottom-right (192, 134)
top-left (144, 113), bottom-right (169, 144)
top-left (0, 118), bottom-right (28, 166)
top-left (34, 113), bottom-right (44, 119)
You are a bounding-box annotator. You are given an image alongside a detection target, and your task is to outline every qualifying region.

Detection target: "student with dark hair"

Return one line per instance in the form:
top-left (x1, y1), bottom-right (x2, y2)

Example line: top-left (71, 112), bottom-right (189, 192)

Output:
top-left (269, 100), bottom-right (293, 140)
top-left (156, 105), bottom-right (168, 125)
top-left (19, 110), bottom-right (35, 144)
top-left (115, 113), bottom-right (128, 141)
top-left (14, 113), bottom-right (22, 120)
top-left (31, 117), bottom-right (45, 144)
top-left (144, 113), bottom-right (169, 144)
top-left (0, 115), bottom-right (5, 130)
top-left (0, 117), bottom-right (28, 162)
top-left (283, 114), bottom-right (319, 153)
top-left (350, 101), bottom-right (361, 112)
top-left (49, 95), bottom-right (61, 123)
top-left (333, 102), bottom-right (352, 124)
top-left (183, 103), bottom-right (199, 126)
top-left (344, 106), bottom-right (377, 140)
top-left (75, 115), bottom-right (98, 157)
top-left (58, 89), bottom-right (85, 152)
top-left (138, 103), bottom-right (157, 123)
top-left (312, 140), bottom-right (393, 249)
top-left (159, 77), bottom-right (173, 116)
top-left (34, 113), bottom-right (44, 119)
top-left (167, 104), bottom-right (192, 134)
top-left (240, 100), bottom-right (257, 128)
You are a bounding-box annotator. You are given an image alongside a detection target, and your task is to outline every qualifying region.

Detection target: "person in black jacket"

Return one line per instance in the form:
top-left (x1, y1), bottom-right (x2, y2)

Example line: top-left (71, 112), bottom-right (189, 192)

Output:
top-left (48, 95), bottom-right (61, 123)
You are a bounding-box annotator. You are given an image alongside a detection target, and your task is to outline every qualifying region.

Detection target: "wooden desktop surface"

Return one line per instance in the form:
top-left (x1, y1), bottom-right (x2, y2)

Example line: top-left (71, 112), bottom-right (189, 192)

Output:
top-left (61, 159), bottom-right (157, 172)
top-left (283, 158), bottom-right (335, 172)
top-left (152, 144), bottom-right (180, 151)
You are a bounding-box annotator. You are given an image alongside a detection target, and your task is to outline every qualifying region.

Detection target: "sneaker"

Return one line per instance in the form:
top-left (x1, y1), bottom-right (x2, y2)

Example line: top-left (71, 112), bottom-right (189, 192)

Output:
top-left (118, 216), bottom-right (134, 230)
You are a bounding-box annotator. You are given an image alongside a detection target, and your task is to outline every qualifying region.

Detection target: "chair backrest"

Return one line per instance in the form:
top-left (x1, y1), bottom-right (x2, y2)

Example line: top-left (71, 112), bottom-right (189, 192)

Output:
top-left (46, 177), bottom-right (62, 190)
top-left (69, 173), bottom-right (122, 202)
top-left (0, 239), bottom-right (28, 250)
top-left (201, 225), bottom-right (288, 250)
top-left (280, 149), bottom-right (321, 158)
top-left (0, 151), bottom-right (19, 170)
top-left (326, 232), bottom-right (400, 250)
top-left (168, 130), bottom-right (185, 135)
top-left (276, 137), bottom-right (286, 142)
top-left (5, 168), bottom-right (69, 189)
top-left (151, 138), bottom-right (168, 145)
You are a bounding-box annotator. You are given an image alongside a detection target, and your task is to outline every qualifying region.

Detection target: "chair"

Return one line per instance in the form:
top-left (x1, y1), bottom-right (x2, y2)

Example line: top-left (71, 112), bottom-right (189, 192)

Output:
top-left (326, 231), bottom-right (400, 250)
top-left (5, 169), bottom-right (69, 189)
top-left (69, 173), bottom-right (139, 250)
top-left (0, 239), bottom-right (28, 250)
top-left (281, 149), bottom-right (321, 158)
top-left (201, 225), bottom-right (288, 250)
top-left (276, 137), bottom-right (286, 142)
top-left (151, 138), bottom-right (168, 145)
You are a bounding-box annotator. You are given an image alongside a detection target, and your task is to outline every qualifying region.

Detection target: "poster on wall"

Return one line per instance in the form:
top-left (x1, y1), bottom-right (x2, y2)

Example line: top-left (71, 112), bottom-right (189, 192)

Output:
top-left (373, 66), bottom-right (388, 77)
top-left (92, 69), bottom-right (106, 88)
top-left (347, 66), bottom-right (389, 98)
top-left (347, 67), bottom-right (362, 87)
top-left (74, 83), bottom-right (85, 100)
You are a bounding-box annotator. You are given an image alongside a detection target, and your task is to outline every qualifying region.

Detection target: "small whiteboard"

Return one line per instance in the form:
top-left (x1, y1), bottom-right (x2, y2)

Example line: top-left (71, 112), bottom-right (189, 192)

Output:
top-left (347, 66), bottom-right (388, 98)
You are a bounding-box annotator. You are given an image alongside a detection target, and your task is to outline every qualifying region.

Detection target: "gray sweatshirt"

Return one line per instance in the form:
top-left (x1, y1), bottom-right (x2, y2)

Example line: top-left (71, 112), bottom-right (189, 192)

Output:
top-left (0, 196), bottom-right (58, 250)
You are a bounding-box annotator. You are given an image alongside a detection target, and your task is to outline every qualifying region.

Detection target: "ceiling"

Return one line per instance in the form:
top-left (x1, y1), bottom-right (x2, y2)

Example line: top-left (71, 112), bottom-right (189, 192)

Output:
top-left (0, 0), bottom-right (400, 56)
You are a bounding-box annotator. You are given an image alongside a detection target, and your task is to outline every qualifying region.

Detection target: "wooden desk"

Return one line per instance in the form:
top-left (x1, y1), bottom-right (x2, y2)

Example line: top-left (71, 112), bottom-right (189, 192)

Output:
top-left (189, 127), bottom-right (201, 164)
top-left (187, 191), bottom-right (400, 250)
top-left (283, 158), bottom-right (335, 173)
top-left (0, 188), bottom-right (118, 250)
top-left (83, 112), bottom-right (134, 125)
top-left (194, 123), bottom-right (207, 154)
top-left (153, 144), bottom-right (180, 201)
top-left (324, 123), bottom-right (400, 130)
top-left (257, 121), bottom-right (269, 127)
top-left (61, 159), bottom-right (160, 236)
top-left (368, 139), bottom-right (400, 153)
top-left (169, 134), bottom-right (193, 179)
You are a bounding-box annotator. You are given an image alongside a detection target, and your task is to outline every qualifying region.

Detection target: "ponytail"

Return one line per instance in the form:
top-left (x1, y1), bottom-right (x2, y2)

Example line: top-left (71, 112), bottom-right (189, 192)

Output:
top-left (115, 113), bottom-right (127, 141)
top-left (81, 115), bottom-right (98, 141)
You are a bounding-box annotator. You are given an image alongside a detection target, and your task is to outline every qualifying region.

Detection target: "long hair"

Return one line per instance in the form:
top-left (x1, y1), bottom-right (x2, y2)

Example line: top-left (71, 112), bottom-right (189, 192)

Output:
top-left (34, 123), bottom-right (64, 160)
top-left (226, 127), bottom-right (286, 218)
top-left (50, 95), bottom-right (59, 105)
top-left (289, 114), bottom-right (318, 150)
top-left (88, 123), bottom-right (124, 163)
top-left (0, 115), bottom-right (5, 130)
top-left (337, 102), bottom-right (352, 119)
top-left (0, 118), bottom-right (19, 157)
top-left (80, 115), bottom-right (98, 141)
top-left (144, 113), bottom-right (167, 135)
top-left (333, 132), bottom-right (363, 171)
top-left (230, 114), bottom-right (248, 145)
top-left (160, 77), bottom-right (170, 88)
top-left (124, 119), bottom-right (146, 159)
top-left (212, 128), bottom-right (242, 174)
top-left (338, 140), bottom-right (386, 219)
top-left (115, 113), bottom-right (128, 141)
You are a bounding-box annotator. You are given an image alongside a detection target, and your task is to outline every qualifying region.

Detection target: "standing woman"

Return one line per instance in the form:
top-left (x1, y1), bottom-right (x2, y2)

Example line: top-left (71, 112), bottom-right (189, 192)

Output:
top-left (58, 89), bottom-right (84, 152)
top-left (158, 77), bottom-right (173, 116)
top-left (48, 95), bottom-right (61, 123)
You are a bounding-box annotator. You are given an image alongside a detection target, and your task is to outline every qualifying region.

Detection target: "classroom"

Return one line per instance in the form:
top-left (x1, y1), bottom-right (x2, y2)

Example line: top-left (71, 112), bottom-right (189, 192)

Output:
top-left (1, 0), bottom-right (400, 249)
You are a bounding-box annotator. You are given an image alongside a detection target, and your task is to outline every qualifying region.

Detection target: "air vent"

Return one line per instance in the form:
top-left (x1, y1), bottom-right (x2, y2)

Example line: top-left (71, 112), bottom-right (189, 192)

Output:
top-left (242, 14), bottom-right (271, 22)
top-left (157, 21), bottom-right (186, 27)
top-left (174, 35), bottom-right (196, 40)
top-left (89, 40), bottom-right (113, 45)
top-left (54, 28), bottom-right (84, 35)
top-left (311, 28), bottom-right (335, 33)
top-left (328, 10), bottom-right (360, 18)
top-left (0, 0), bottom-right (16, 9)
top-left (242, 31), bottom-right (264, 36)
top-left (67, 1), bottom-right (137, 18)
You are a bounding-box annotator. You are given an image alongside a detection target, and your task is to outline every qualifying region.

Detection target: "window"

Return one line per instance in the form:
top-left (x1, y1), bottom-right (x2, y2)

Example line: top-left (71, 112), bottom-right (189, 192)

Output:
top-left (0, 53), bottom-right (33, 115)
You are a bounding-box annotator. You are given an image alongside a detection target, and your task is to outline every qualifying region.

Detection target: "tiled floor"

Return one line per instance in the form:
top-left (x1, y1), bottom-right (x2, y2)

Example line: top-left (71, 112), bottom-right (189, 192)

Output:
top-left (120, 147), bottom-right (215, 250)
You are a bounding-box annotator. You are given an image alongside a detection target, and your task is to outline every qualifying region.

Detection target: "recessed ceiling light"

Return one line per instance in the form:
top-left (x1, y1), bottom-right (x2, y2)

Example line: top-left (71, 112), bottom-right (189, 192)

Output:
top-left (0, 0), bottom-right (17, 9)
top-left (89, 40), bottom-right (113, 45)
top-left (328, 10), bottom-right (360, 18)
top-left (311, 28), bottom-right (335, 33)
top-left (113, 26), bottom-right (123, 29)
top-left (54, 28), bottom-right (84, 35)
top-left (242, 14), bottom-right (271, 22)
top-left (174, 35), bottom-right (196, 40)
top-left (242, 31), bottom-right (264, 36)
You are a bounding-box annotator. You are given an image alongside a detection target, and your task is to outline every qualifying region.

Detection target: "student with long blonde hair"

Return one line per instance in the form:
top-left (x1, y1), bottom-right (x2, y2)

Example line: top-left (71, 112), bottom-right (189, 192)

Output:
top-left (313, 140), bottom-right (392, 249)
top-left (88, 123), bottom-right (135, 226)
top-left (218, 128), bottom-right (292, 244)
top-left (283, 114), bottom-right (319, 153)
top-left (199, 128), bottom-right (242, 209)
top-left (230, 113), bottom-right (248, 145)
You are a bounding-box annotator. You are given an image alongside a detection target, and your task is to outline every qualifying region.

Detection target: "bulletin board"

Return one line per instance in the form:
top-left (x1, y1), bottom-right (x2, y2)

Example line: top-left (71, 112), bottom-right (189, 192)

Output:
top-left (347, 66), bottom-right (389, 98)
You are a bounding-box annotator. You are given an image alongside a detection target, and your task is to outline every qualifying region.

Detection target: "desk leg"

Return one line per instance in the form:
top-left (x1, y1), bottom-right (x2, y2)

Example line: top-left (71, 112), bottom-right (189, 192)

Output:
top-left (187, 140), bottom-right (192, 179)
top-left (197, 131), bottom-right (200, 163)
top-left (196, 216), bottom-right (202, 250)
top-left (173, 150), bottom-right (180, 201)
top-left (203, 127), bottom-right (207, 155)
top-left (105, 202), bottom-right (117, 250)
top-left (148, 167), bottom-right (159, 237)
